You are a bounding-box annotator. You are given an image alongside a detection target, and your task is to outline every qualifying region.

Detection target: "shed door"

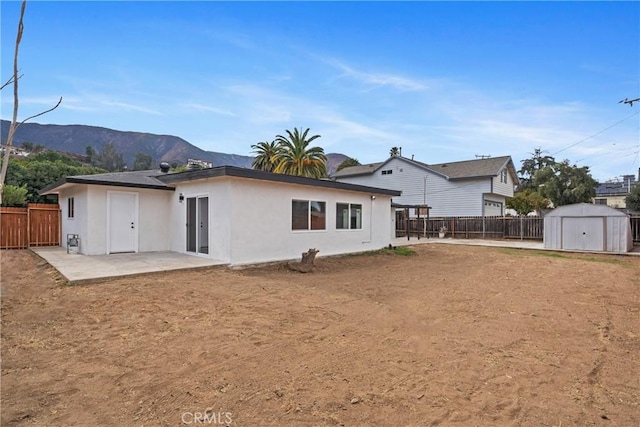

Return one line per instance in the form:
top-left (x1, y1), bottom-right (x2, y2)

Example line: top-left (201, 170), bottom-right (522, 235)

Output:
top-left (108, 192), bottom-right (138, 254)
top-left (561, 217), bottom-right (604, 251)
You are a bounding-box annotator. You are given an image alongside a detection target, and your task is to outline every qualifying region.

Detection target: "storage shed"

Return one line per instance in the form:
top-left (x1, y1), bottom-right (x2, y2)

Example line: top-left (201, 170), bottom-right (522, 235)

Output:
top-left (543, 203), bottom-right (633, 253)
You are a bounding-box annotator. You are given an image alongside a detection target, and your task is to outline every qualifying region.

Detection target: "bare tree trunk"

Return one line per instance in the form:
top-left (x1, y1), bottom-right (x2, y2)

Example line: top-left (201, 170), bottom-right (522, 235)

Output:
top-left (288, 248), bottom-right (319, 273)
top-left (0, 0), bottom-right (61, 205)
top-left (0, 1), bottom-right (26, 205)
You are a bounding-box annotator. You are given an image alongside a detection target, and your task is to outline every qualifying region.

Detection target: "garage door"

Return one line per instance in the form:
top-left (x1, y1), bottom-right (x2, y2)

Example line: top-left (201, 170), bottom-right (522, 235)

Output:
top-left (561, 217), bottom-right (604, 251)
top-left (484, 200), bottom-right (503, 216)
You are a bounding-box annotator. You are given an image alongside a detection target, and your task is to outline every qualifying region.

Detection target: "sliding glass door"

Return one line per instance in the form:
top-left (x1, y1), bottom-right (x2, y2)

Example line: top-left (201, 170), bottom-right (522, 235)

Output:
top-left (186, 196), bottom-right (209, 255)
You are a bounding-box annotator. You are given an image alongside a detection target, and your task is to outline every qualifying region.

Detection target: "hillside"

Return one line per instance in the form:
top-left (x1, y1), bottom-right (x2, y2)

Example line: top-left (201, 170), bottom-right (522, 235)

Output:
top-left (0, 120), bottom-right (348, 174)
top-left (0, 120), bottom-right (254, 169)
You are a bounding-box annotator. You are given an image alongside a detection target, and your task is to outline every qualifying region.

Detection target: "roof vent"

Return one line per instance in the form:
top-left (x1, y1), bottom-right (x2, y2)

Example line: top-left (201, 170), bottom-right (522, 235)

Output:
top-left (159, 162), bottom-right (171, 173)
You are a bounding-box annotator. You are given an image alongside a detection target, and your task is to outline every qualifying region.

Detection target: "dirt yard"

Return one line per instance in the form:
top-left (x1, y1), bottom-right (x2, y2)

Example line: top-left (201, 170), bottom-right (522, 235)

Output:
top-left (1, 244), bottom-right (639, 426)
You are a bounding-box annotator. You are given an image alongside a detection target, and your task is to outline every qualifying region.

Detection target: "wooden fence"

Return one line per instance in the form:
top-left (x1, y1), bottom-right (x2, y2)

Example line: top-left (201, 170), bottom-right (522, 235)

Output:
top-left (397, 215), bottom-right (640, 244)
top-left (0, 203), bottom-right (60, 249)
top-left (632, 216), bottom-right (640, 244)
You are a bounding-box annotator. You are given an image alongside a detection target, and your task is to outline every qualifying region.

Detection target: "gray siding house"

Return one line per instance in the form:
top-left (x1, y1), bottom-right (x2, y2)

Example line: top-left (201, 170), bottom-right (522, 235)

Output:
top-left (333, 155), bottom-right (518, 217)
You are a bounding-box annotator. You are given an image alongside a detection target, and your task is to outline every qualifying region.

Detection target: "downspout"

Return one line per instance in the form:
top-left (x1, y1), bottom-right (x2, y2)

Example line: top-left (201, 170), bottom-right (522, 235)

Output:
top-left (363, 195), bottom-right (374, 244)
top-left (423, 175), bottom-right (427, 238)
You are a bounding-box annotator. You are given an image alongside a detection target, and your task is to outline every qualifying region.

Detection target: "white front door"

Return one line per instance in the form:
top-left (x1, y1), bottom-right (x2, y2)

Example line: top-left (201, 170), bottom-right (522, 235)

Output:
top-left (108, 191), bottom-right (138, 253)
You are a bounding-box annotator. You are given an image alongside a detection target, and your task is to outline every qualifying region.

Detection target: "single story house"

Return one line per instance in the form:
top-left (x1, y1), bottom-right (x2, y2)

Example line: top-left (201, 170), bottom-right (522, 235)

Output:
top-left (593, 172), bottom-right (638, 209)
top-left (40, 165), bottom-right (401, 265)
top-left (332, 155), bottom-right (518, 217)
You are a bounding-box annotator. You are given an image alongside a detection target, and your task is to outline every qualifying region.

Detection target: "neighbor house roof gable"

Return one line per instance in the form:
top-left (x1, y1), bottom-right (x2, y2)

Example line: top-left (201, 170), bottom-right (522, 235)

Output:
top-left (334, 155), bottom-right (518, 183)
top-left (333, 156), bottom-right (449, 179)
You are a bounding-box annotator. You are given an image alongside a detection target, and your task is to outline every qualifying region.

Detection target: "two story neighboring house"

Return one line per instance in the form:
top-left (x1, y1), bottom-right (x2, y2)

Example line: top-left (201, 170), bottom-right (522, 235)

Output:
top-left (594, 173), bottom-right (638, 209)
top-left (333, 155), bottom-right (518, 217)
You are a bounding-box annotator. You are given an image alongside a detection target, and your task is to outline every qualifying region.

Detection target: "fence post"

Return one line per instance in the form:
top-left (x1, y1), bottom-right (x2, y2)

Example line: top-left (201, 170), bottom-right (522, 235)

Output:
top-left (520, 215), bottom-right (524, 241)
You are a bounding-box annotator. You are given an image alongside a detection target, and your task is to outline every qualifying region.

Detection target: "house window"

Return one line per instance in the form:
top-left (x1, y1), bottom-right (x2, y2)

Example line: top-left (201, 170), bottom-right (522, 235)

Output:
top-left (67, 197), bottom-right (75, 219)
top-left (381, 169), bottom-right (393, 175)
top-left (500, 170), bottom-right (507, 183)
top-left (292, 199), bottom-right (326, 230)
top-left (594, 198), bottom-right (607, 205)
top-left (336, 203), bottom-right (362, 230)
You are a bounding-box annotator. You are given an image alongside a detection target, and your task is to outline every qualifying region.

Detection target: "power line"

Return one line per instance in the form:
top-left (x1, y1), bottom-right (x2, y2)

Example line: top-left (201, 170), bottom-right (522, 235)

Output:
top-left (552, 111), bottom-right (640, 156)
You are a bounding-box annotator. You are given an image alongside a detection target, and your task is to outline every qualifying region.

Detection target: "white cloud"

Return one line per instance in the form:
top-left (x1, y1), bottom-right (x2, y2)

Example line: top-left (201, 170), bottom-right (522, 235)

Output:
top-left (319, 57), bottom-right (428, 92)
top-left (181, 103), bottom-right (236, 117)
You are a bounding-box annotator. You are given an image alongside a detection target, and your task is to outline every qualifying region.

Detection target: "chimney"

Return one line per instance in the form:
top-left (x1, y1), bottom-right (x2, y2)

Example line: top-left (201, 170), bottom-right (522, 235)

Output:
top-left (159, 162), bottom-right (171, 173)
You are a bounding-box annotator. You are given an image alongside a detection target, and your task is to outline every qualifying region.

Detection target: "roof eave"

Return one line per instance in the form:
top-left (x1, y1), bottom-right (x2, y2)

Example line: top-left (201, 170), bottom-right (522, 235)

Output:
top-left (159, 165), bottom-right (402, 196)
top-left (39, 177), bottom-right (174, 195)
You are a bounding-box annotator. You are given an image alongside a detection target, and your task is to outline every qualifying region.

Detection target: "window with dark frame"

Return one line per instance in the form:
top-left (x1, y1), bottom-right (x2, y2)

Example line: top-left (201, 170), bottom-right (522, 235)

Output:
top-left (381, 169), bottom-right (393, 175)
top-left (68, 197), bottom-right (75, 219)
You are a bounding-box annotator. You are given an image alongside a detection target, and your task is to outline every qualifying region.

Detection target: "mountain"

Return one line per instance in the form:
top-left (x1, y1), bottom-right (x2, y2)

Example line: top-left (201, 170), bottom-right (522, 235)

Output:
top-left (0, 120), bottom-right (349, 174)
top-left (0, 120), bottom-right (253, 168)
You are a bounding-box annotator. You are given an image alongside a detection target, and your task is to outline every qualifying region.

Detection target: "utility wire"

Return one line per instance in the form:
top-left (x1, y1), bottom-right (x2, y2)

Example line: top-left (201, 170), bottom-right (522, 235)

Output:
top-left (552, 111), bottom-right (640, 156)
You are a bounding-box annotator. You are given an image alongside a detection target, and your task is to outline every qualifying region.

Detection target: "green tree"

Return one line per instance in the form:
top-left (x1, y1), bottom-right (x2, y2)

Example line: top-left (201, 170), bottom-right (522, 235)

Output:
top-left (506, 189), bottom-right (550, 215)
top-left (94, 142), bottom-right (125, 172)
top-left (85, 145), bottom-right (96, 163)
top-left (1, 184), bottom-right (27, 206)
top-left (336, 157), bottom-right (361, 172)
top-left (272, 128), bottom-right (327, 179)
top-left (534, 160), bottom-right (597, 207)
top-left (389, 147), bottom-right (400, 157)
top-left (133, 152), bottom-right (153, 171)
top-left (518, 148), bottom-right (555, 190)
top-left (625, 183), bottom-right (640, 212)
top-left (5, 151), bottom-right (106, 203)
top-left (251, 140), bottom-right (281, 172)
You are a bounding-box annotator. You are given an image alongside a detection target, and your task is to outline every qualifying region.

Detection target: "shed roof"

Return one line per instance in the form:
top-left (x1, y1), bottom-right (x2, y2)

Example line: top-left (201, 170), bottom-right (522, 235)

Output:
top-left (545, 203), bottom-right (629, 217)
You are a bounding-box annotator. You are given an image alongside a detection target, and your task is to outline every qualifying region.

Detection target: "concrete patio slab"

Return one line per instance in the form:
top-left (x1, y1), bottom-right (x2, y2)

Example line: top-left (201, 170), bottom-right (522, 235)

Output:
top-left (31, 247), bottom-right (227, 284)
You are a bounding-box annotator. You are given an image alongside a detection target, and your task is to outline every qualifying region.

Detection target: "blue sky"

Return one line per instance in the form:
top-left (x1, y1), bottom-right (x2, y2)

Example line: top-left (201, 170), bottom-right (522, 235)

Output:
top-left (1, 1), bottom-right (639, 181)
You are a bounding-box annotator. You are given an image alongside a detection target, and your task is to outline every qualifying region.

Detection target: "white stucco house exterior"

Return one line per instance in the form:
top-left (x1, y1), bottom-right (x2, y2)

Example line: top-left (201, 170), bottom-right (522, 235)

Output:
top-left (333, 155), bottom-right (518, 217)
top-left (40, 166), bottom-right (401, 265)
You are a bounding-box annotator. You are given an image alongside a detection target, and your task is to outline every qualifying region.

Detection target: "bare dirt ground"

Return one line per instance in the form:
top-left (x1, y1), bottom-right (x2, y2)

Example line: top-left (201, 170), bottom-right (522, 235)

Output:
top-left (1, 245), bottom-right (639, 426)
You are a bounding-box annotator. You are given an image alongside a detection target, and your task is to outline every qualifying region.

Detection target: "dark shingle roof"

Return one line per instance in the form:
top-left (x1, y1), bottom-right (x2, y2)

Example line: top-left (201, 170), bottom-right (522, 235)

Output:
top-left (428, 156), bottom-right (513, 179)
top-left (332, 162), bottom-right (384, 178)
top-left (40, 169), bottom-right (174, 194)
top-left (41, 166), bottom-right (402, 197)
top-left (333, 155), bottom-right (516, 181)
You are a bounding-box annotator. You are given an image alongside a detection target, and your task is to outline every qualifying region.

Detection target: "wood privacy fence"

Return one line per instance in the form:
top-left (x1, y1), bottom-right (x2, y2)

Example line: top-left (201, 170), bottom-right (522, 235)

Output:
top-left (397, 215), bottom-right (640, 243)
top-left (0, 203), bottom-right (60, 249)
top-left (632, 216), bottom-right (640, 244)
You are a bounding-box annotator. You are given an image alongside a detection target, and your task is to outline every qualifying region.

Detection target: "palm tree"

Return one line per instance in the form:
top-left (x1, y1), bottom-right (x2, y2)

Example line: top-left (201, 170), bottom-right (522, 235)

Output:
top-left (389, 146), bottom-right (400, 157)
top-left (273, 128), bottom-right (327, 179)
top-left (251, 140), bottom-right (281, 172)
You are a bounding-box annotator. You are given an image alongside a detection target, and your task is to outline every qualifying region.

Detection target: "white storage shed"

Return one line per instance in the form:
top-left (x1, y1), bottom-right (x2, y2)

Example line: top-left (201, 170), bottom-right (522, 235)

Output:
top-left (543, 203), bottom-right (633, 253)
